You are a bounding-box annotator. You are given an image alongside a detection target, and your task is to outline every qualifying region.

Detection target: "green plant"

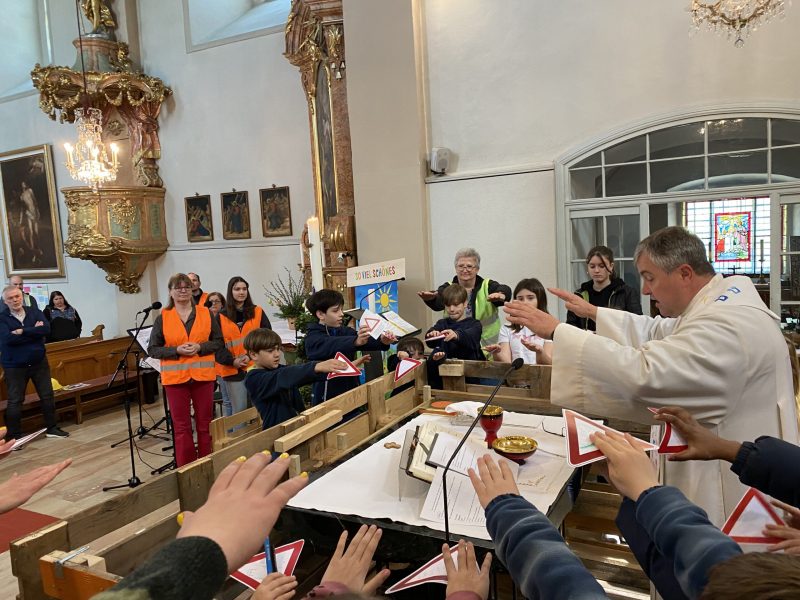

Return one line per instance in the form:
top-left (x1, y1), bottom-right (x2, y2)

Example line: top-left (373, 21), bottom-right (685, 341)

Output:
top-left (293, 309), bottom-right (317, 361)
top-left (264, 267), bottom-right (310, 320)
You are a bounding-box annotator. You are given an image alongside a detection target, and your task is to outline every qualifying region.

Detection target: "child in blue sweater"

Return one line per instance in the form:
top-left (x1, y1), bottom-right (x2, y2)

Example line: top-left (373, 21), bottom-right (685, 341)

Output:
top-left (303, 289), bottom-right (395, 405)
top-left (243, 328), bottom-right (348, 430)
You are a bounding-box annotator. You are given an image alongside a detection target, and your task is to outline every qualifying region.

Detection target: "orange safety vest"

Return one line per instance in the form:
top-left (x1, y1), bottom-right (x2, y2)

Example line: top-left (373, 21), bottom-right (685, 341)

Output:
top-left (195, 291), bottom-right (209, 307)
top-left (160, 306), bottom-right (216, 385)
top-left (216, 306), bottom-right (264, 377)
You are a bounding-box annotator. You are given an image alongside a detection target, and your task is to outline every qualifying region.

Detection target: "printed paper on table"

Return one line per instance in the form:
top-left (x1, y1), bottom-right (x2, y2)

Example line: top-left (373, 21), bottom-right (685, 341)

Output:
top-left (563, 409), bottom-right (657, 467)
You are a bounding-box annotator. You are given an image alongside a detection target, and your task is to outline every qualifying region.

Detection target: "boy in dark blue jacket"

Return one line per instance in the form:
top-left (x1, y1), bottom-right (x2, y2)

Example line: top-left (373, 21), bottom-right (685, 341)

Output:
top-left (243, 328), bottom-right (349, 430)
top-left (424, 284), bottom-right (483, 389)
top-left (303, 289), bottom-right (395, 405)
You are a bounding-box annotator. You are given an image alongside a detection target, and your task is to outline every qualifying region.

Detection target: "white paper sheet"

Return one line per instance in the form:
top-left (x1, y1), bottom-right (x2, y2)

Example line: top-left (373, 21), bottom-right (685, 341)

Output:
top-left (287, 413), bottom-right (576, 540)
top-left (420, 467), bottom-right (487, 526)
top-left (134, 327), bottom-right (161, 373)
top-left (426, 432), bottom-right (520, 478)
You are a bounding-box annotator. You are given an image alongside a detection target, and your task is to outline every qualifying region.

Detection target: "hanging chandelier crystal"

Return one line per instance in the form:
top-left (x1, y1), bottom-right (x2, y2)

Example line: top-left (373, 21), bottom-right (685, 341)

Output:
top-left (690, 0), bottom-right (787, 46)
top-left (64, 107), bottom-right (118, 190)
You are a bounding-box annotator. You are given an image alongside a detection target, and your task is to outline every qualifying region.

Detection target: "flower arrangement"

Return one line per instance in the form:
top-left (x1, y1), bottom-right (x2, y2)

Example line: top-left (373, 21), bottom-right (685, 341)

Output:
top-left (264, 267), bottom-right (310, 322)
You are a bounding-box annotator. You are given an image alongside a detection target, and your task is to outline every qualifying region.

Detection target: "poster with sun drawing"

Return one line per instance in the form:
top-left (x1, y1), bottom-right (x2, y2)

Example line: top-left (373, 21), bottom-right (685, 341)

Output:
top-left (715, 212), bottom-right (751, 262)
top-left (355, 281), bottom-right (398, 314)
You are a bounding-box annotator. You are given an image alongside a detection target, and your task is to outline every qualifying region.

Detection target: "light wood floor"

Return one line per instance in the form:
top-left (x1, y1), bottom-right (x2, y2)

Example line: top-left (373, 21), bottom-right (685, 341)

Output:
top-left (0, 401), bottom-right (176, 598)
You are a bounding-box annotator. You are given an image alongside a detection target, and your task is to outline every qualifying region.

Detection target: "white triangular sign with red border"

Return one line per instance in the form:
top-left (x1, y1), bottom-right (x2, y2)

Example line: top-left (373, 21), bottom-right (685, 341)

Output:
top-left (327, 352), bottom-right (362, 379)
top-left (230, 539), bottom-right (305, 590)
top-left (721, 488), bottom-right (785, 545)
top-left (363, 316), bottom-right (383, 333)
top-left (394, 358), bottom-right (422, 382)
top-left (647, 407), bottom-right (689, 454)
top-left (563, 409), bottom-right (657, 467)
top-left (385, 546), bottom-right (477, 594)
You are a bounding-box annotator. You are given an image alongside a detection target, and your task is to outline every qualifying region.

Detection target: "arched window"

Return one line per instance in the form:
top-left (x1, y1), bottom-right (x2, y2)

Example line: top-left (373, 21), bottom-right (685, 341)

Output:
top-left (555, 109), bottom-right (800, 324)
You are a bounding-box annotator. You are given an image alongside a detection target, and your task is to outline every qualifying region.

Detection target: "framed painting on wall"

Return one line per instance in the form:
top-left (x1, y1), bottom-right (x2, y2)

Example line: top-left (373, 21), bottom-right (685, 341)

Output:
top-left (185, 194), bottom-right (214, 242)
top-left (715, 211), bottom-right (751, 262)
top-left (313, 63), bottom-right (337, 232)
top-left (221, 190), bottom-right (251, 240)
top-left (260, 186), bottom-right (292, 237)
top-left (0, 144), bottom-right (64, 278)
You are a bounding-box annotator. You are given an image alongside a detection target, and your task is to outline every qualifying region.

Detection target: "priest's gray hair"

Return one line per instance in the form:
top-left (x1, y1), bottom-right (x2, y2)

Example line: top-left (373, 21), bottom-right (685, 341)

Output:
top-left (454, 248), bottom-right (481, 267)
top-left (634, 226), bottom-right (715, 276)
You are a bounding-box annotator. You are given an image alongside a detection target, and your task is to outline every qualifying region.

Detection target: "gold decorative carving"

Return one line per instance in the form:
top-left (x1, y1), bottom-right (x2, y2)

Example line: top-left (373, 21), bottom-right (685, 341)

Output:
top-left (62, 186), bottom-right (168, 293)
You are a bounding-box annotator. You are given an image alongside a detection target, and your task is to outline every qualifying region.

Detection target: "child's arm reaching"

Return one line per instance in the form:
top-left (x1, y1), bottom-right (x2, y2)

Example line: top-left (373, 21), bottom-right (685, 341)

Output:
top-left (468, 456), bottom-right (606, 600)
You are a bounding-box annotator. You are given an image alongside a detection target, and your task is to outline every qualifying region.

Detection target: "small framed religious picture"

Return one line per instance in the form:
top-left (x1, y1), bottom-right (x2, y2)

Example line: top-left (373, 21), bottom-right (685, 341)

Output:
top-left (259, 186), bottom-right (292, 237)
top-left (184, 194), bottom-right (213, 242)
top-left (221, 190), bottom-right (251, 240)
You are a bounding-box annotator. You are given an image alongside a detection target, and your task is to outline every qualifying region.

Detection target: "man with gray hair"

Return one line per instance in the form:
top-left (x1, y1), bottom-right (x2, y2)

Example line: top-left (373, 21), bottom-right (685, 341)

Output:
top-left (1, 275), bottom-right (39, 313)
top-left (504, 226), bottom-right (798, 526)
top-left (418, 248), bottom-right (511, 349)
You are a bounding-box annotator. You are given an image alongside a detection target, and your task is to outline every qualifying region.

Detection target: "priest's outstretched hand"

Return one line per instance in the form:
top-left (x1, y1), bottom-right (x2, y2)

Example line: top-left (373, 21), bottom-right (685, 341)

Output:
top-left (590, 431), bottom-right (659, 501)
top-left (548, 288), bottom-right (598, 322)
top-left (653, 406), bottom-right (741, 463)
top-left (503, 300), bottom-right (560, 339)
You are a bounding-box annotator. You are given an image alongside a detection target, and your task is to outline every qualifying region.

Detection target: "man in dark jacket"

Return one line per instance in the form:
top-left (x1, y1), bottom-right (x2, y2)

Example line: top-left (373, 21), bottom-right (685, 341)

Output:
top-left (0, 285), bottom-right (69, 442)
top-left (1, 275), bottom-right (39, 313)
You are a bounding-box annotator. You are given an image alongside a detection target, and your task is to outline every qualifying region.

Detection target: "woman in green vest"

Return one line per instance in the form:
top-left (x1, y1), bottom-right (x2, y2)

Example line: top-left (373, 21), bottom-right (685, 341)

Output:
top-left (418, 247), bottom-right (511, 350)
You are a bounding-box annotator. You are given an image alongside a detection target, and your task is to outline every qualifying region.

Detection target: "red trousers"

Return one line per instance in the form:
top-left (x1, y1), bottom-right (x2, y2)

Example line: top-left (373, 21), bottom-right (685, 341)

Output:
top-left (165, 380), bottom-right (214, 467)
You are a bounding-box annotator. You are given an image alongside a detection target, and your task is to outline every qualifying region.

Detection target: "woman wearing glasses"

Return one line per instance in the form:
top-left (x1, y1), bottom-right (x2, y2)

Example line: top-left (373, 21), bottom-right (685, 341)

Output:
top-left (418, 247), bottom-right (511, 350)
top-left (148, 273), bottom-right (223, 467)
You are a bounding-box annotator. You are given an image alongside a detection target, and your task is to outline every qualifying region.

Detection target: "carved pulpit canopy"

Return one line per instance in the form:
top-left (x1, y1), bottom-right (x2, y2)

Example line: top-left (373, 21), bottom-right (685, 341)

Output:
top-left (30, 0), bottom-right (171, 293)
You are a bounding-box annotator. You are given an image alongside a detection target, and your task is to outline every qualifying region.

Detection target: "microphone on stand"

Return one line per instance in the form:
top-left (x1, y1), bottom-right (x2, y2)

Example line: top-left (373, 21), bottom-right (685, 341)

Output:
top-left (137, 301), bottom-right (162, 315)
top-left (441, 357), bottom-right (524, 544)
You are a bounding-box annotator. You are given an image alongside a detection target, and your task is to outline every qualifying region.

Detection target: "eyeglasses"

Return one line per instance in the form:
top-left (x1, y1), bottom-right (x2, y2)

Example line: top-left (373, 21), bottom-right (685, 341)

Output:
top-left (172, 286), bottom-right (192, 292)
top-left (209, 299), bottom-right (223, 304)
top-left (456, 265), bottom-right (477, 271)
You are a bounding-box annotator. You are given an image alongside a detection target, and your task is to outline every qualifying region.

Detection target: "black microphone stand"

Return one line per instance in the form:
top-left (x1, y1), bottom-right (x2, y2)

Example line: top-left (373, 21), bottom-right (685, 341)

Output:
top-left (103, 310), bottom-right (153, 492)
top-left (441, 358), bottom-right (523, 544)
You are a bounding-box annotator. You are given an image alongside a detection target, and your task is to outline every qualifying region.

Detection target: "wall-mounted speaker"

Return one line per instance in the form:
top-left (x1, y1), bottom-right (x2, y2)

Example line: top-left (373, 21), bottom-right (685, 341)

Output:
top-left (429, 147), bottom-right (451, 175)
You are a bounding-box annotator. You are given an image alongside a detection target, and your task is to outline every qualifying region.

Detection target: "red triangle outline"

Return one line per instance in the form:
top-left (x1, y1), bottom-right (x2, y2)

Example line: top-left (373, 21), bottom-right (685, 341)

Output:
top-left (363, 316), bottom-right (382, 333)
top-left (327, 352), bottom-right (362, 379)
top-left (394, 358), bottom-right (422, 382)
top-left (385, 546), bottom-right (457, 593)
top-left (563, 409), bottom-right (656, 467)
top-left (721, 488), bottom-right (786, 544)
top-left (229, 539), bottom-right (305, 589)
top-left (658, 422), bottom-right (689, 454)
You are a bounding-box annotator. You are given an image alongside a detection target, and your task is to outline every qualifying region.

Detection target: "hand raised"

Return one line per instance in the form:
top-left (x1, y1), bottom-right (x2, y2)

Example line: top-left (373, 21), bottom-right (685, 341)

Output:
top-left (468, 454), bottom-right (520, 508)
top-left (0, 458), bottom-right (72, 514)
top-left (315, 359), bottom-right (348, 374)
top-left (548, 288), bottom-right (597, 321)
top-left (503, 300), bottom-right (559, 339)
top-left (418, 290), bottom-right (438, 301)
top-left (486, 292), bottom-right (506, 302)
top-left (590, 431), bottom-right (658, 501)
top-left (252, 572), bottom-right (297, 600)
top-left (320, 525), bottom-right (390, 594)
top-left (443, 540), bottom-right (492, 600)
top-left (653, 406), bottom-right (740, 463)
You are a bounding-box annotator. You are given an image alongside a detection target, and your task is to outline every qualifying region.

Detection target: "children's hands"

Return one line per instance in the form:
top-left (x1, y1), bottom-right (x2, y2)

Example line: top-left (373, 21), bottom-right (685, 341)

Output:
top-left (468, 455), bottom-right (520, 508)
top-left (320, 525), bottom-right (390, 594)
top-left (177, 454), bottom-right (308, 574)
top-left (354, 325), bottom-right (371, 347)
top-left (772, 499), bottom-right (800, 530)
top-left (590, 431), bottom-right (658, 501)
top-left (520, 335), bottom-right (544, 352)
top-left (765, 524), bottom-right (800, 554)
top-left (418, 290), bottom-right (438, 301)
top-left (353, 355), bottom-right (372, 367)
top-left (0, 458), bottom-right (72, 513)
top-left (443, 540), bottom-right (492, 600)
top-left (503, 301), bottom-right (559, 339)
top-left (397, 350), bottom-right (410, 360)
top-left (432, 351), bottom-right (445, 361)
top-left (653, 406), bottom-right (740, 463)
top-left (426, 330), bottom-right (443, 339)
top-left (315, 359), bottom-right (349, 373)
top-left (441, 329), bottom-right (458, 342)
top-left (379, 331), bottom-right (397, 345)
top-left (483, 344), bottom-right (501, 355)
top-left (252, 572), bottom-right (297, 600)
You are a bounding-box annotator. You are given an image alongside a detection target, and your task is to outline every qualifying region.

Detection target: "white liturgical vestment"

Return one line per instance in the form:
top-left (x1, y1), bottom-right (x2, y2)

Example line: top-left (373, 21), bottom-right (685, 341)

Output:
top-left (552, 274), bottom-right (798, 525)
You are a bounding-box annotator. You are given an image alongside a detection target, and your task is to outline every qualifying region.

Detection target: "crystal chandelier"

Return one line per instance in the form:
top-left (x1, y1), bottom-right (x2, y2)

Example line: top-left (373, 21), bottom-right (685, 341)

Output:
top-left (64, 107), bottom-right (118, 190)
top-left (690, 0), bottom-right (787, 46)
top-left (63, 0), bottom-right (119, 189)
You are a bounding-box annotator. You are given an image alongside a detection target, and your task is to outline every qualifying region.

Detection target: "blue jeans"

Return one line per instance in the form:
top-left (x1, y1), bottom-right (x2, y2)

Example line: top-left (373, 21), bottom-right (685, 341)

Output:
top-left (220, 378), bottom-right (249, 416)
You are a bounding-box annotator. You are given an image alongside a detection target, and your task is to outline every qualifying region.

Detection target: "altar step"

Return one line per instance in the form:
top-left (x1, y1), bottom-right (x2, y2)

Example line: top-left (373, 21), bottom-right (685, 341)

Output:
top-left (563, 479), bottom-right (651, 598)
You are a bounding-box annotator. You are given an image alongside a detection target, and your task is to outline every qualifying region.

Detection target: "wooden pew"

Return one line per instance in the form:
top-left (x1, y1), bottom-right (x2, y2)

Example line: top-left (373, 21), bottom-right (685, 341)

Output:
top-left (0, 331), bottom-right (141, 428)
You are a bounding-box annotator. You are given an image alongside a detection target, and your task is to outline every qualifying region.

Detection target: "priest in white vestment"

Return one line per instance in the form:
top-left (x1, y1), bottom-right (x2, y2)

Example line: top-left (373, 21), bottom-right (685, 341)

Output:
top-left (505, 226), bottom-right (799, 526)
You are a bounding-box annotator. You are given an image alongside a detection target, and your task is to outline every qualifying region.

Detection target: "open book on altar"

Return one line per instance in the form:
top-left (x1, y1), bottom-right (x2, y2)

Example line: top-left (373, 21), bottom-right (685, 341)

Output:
top-left (346, 308), bottom-right (421, 340)
top-left (399, 422), bottom-right (453, 483)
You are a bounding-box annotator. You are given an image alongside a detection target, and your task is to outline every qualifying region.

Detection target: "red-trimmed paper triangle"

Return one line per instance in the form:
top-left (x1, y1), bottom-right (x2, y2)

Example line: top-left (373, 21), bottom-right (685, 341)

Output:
top-left (563, 409), bottom-right (657, 467)
top-left (394, 358), bottom-right (422, 382)
top-left (721, 488), bottom-right (785, 545)
top-left (362, 316), bottom-right (383, 333)
top-left (385, 546), bottom-right (477, 594)
top-left (0, 428), bottom-right (45, 454)
top-left (647, 407), bottom-right (689, 454)
top-left (327, 352), bottom-right (362, 379)
top-left (230, 539), bottom-right (305, 590)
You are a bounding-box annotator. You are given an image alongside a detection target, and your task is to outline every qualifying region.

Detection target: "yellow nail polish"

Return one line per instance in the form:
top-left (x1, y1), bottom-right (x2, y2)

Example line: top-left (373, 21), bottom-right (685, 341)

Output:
top-left (300, 471), bottom-right (308, 478)
top-left (262, 450), bottom-right (271, 456)
top-left (176, 512), bottom-right (184, 526)
top-left (279, 452), bottom-right (289, 459)
top-left (236, 455), bottom-right (247, 463)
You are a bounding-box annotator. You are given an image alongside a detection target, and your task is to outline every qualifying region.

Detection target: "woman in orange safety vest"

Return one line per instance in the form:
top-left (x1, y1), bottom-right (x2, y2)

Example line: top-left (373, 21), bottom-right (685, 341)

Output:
top-left (148, 273), bottom-right (223, 467)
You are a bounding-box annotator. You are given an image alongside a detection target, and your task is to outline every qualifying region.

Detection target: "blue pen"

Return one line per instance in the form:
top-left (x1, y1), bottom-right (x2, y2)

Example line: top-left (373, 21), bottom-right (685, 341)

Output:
top-left (264, 537), bottom-right (275, 574)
